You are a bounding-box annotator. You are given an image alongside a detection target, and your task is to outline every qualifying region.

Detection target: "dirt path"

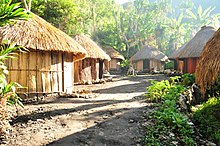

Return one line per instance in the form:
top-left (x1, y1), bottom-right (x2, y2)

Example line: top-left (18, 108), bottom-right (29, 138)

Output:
top-left (6, 74), bottom-right (166, 146)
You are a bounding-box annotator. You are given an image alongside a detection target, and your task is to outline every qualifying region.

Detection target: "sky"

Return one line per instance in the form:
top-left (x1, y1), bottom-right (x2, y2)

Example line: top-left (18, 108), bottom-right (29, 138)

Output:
top-left (115, 0), bottom-right (132, 4)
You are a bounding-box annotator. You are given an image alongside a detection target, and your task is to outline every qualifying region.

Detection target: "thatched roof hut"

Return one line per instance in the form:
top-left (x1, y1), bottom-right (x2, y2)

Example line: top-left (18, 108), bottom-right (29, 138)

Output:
top-left (174, 26), bottom-right (216, 59)
top-left (0, 13), bottom-right (87, 96)
top-left (131, 45), bottom-right (168, 62)
top-left (73, 34), bottom-right (110, 61)
top-left (0, 13), bottom-right (87, 61)
top-left (102, 46), bottom-right (124, 60)
top-left (130, 45), bottom-right (168, 72)
top-left (169, 26), bottom-right (216, 73)
top-left (73, 34), bottom-right (110, 84)
top-left (196, 27), bottom-right (220, 95)
top-left (102, 46), bottom-right (124, 72)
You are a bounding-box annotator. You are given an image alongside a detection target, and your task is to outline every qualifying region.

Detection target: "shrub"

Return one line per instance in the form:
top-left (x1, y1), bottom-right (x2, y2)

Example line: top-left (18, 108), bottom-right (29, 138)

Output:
top-left (145, 79), bottom-right (195, 145)
top-left (192, 97), bottom-right (220, 145)
top-left (181, 73), bottom-right (195, 87)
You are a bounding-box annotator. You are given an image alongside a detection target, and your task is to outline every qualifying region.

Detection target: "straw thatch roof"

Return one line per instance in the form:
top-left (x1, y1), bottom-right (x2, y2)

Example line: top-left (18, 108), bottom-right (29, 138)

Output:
top-left (0, 13), bottom-right (87, 60)
top-left (73, 34), bottom-right (111, 61)
top-left (174, 26), bottom-right (216, 59)
top-left (102, 46), bottom-right (124, 60)
top-left (130, 45), bottom-right (168, 62)
top-left (196, 27), bottom-right (220, 95)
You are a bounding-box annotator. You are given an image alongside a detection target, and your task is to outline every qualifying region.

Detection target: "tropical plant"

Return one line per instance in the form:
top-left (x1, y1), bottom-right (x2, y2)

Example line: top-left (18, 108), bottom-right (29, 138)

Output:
top-left (0, 0), bottom-right (29, 27)
top-left (0, 0), bottom-right (28, 142)
top-left (145, 79), bottom-right (195, 145)
top-left (185, 5), bottom-right (220, 30)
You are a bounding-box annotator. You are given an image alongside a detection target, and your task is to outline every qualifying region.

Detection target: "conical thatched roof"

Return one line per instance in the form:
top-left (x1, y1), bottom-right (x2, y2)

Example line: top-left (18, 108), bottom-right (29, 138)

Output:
top-left (73, 34), bottom-right (111, 61)
top-left (175, 26), bottom-right (216, 59)
top-left (102, 46), bottom-right (124, 60)
top-left (0, 13), bottom-right (87, 60)
top-left (196, 27), bottom-right (220, 95)
top-left (130, 45), bottom-right (168, 62)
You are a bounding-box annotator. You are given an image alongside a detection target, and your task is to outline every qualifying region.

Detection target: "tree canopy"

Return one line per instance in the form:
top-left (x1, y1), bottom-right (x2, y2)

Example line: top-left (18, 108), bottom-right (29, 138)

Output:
top-left (12, 0), bottom-right (220, 58)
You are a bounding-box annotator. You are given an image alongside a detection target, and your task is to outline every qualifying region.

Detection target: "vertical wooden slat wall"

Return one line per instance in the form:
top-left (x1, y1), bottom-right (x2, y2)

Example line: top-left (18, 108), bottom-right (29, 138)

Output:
top-left (81, 58), bottom-right (92, 82)
top-left (91, 59), bottom-right (97, 81)
top-left (74, 61), bottom-right (80, 83)
top-left (7, 50), bottom-right (74, 97)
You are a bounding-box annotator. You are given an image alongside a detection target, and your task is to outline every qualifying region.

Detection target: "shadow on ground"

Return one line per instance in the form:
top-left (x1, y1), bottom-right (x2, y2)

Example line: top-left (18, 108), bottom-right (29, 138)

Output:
top-left (46, 106), bottom-right (149, 146)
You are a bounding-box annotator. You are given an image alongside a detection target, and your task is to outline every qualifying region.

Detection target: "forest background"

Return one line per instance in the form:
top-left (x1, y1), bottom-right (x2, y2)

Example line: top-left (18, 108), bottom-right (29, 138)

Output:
top-left (14, 0), bottom-right (220, 58)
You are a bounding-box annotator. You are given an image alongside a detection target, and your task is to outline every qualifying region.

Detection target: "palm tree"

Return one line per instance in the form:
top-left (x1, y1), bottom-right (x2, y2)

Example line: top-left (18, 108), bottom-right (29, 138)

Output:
top-left (186, 5), bottom-right (220, 30)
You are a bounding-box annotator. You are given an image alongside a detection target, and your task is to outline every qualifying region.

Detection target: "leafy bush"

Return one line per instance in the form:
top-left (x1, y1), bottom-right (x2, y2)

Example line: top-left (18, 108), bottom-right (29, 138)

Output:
top-left (145, 79), bottom-right (195, 145)
top-left (0, 0), bottom-right (28, 143)
top-left (0, 44), bottom-right (24, 143)
top-left (192, 97), bottom-right (220, 145)
top-left (181, 73), bottom-right (195, 87)
top-left (146, 80), bottom-right (171, 102)
top-left (165, 61), bottom-right (174, 69)
top-left (119, 59), bottom-right (129, 68)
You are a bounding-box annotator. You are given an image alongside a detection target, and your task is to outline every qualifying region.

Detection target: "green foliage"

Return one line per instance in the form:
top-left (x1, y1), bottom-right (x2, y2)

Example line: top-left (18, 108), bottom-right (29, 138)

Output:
top-left (31, 0), bottom-right (78, 34)
top-left (181, 73), bottom-right (195, 86)
top-left (145, 79), bottom-right (195, 145)
top-left (0, 0), bottom-right (29, 27)
top-left (186, 5), bottom-right (220, 29)
top-left (146, 80), bottom-right (171, 101)
top-left (119, 59), bottom-right (130, 68)
top-left (0, 43), bottom-right (24, 106)
top-left (165, 61), bottom-right (174, 69)
top-left (192, 97), bottom-right (220, 144)
top-left (0, 0), bottom-right (27, 141)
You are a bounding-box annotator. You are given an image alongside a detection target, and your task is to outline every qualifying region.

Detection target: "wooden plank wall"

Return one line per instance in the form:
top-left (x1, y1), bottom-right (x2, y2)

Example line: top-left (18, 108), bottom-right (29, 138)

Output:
top-left (80, 58), bottom-right (92, 82)
top-left (74, 61), bottom-right (80, 83)
top-left (104, 60), bottom-right (110, 72)
top-left (7, 51), bottom-right (69, 95)
top-left (91, 59), bottom-right (97, 81)
top-left (110, 59), bottom-right (117, 70)
top-left (136, 60), bottom-right (143, 71)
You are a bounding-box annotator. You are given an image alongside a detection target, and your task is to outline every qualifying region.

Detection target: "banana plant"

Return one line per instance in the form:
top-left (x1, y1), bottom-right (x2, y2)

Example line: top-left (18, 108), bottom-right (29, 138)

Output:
top-left (0, 0), bottom-right (29, 107)
top-left (185, 5), bottom-right (220, 30)
top-left (0, 0), bottom-right (29, 27)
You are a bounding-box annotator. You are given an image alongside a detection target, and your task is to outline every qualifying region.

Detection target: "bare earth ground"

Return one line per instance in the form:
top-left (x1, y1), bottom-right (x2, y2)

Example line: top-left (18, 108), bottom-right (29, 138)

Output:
top-left (5, 74), bottom-right (166, 146)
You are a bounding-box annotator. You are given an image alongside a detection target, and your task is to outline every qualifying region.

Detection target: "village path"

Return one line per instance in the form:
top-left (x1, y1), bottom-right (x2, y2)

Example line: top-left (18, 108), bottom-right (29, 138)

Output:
top-left (6, 74), bottom-right (166, 146)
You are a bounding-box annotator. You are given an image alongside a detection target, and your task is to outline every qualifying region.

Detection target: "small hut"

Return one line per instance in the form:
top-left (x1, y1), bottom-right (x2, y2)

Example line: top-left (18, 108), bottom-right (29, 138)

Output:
top-left (102, 46), bottom-right (124, 72)
top-left (130, 45), bottom-right (168, 72)
top-left (73, 34), bottom-right (110, 84)
top-left (171, 26), bottom-right (216, 73)
top-left (0, 13), bottom-right (87, 96)
top-left (196, 27), bottom-right (220, 95)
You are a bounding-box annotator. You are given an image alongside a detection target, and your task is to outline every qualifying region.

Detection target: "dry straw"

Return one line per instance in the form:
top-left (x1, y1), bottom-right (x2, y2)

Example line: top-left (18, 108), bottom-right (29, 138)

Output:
top-left (131, 45), bottom-right (168, 62)
top-left (102, 46), bottom-right (124, 60)
top-left (73, 34), bottom-right (111, 61)
top-left (171, 26), bottom-right (216, 59)
top-left (196, 27), bottom-right (220, 95)
top-left (0, 13), bottom-right (87, 61)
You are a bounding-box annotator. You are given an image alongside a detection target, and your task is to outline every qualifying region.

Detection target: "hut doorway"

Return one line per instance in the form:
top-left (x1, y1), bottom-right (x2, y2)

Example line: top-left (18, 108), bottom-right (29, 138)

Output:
top-left (99, 60), bottom-right (104, 79)
top-left (143, 59), bottom-right (150, 71)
